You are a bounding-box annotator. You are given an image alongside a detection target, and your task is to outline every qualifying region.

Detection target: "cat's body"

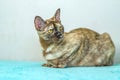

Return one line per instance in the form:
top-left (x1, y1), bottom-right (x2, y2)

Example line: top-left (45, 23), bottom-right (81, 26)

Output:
top-left (34, 9), bottom-right (115, 68)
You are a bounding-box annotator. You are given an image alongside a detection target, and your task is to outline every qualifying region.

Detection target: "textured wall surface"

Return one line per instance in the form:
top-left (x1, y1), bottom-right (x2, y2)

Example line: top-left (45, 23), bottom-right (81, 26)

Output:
top-left (0, 0), bottom-right (120, 63)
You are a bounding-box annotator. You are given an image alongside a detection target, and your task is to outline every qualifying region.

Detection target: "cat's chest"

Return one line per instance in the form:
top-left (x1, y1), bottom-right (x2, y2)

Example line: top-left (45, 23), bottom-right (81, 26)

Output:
top-left (45, 44), bottom-right (57, 60)
top-left (46, 44), bottom-right (55, 53)
top-left (45, 43), bottom-right (64, 60)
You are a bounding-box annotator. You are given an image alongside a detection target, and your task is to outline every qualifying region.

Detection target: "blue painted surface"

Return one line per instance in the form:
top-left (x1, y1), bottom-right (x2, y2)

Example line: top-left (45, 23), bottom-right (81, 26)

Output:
top-left (0, 61), bottom-right (120, 80)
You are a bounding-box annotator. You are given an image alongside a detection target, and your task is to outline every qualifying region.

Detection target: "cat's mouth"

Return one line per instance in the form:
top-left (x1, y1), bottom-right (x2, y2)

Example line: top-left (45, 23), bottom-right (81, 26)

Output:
top-left (51, 32), bottom-right (63, 42)
top-left (54, 32), bottom-right (63, 39)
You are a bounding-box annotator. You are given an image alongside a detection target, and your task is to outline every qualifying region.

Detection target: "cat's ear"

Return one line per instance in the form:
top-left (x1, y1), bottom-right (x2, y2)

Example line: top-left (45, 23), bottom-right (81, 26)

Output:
top-left (54, 8), bottom-right (61, 22)
top-left (34, 16), bottom-right (46, 31)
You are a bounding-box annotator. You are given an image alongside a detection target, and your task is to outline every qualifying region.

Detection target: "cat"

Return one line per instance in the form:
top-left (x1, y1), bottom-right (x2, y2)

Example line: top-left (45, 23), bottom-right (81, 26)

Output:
top-left (34, 8), bottom-right (115, 68)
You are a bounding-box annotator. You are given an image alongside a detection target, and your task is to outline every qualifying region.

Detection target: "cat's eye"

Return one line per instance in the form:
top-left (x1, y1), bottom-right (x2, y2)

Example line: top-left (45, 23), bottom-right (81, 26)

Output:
top-left (59, 27), bottom-right (63, 31)
top-left (48, 29), bottom-right (53, 33)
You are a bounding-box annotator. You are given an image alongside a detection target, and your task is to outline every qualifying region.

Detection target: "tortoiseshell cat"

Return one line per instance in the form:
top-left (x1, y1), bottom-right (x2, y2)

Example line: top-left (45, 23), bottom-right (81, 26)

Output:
top-left (34, 8), bottom-right (115, 68)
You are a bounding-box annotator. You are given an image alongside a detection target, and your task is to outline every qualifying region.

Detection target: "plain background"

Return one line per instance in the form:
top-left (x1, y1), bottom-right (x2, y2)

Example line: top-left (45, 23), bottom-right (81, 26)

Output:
top-left (0, 0), bottom-right (120, 64)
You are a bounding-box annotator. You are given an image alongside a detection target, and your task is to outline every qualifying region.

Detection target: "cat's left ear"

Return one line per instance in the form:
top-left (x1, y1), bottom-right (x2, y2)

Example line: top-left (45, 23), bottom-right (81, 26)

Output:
top-left (54, 8), bottom-right (61, 22)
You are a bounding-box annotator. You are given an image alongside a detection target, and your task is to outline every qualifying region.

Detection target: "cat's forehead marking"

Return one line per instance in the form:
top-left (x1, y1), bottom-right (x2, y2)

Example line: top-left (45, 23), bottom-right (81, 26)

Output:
top-left (48, 23), bottom-right (54, 29)
top-left (54, 23), bottom-right (61, 27)
top-left (46, 17), bottom-right (56, 24)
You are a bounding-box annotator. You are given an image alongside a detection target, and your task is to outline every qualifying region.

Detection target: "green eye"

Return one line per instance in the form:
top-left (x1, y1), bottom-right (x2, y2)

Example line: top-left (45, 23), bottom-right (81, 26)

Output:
top-left (48, 29), bottom-right (53, 33)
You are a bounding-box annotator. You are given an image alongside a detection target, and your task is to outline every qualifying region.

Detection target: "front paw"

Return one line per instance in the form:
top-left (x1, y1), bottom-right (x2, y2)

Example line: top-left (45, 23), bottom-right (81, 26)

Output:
top-left (57, 62), bottom-right (67, 68)
top-left (42, 63), bottom-right (63, 68)
top-left (42, 63), bottom-right (52, 67)
top-left (42, 63), bottom-right (57, 68)
top-left (57, 64), bottom-right (66, 68)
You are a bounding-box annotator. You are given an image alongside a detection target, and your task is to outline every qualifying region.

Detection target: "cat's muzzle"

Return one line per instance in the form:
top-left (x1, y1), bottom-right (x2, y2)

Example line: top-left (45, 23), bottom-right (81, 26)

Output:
top-left (54, 32), bottom-right (63, 39)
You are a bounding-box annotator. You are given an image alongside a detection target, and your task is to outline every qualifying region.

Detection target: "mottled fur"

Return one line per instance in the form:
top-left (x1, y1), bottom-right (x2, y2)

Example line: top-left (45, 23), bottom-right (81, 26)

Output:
top-left (34, 9), bottom-right (115, 68)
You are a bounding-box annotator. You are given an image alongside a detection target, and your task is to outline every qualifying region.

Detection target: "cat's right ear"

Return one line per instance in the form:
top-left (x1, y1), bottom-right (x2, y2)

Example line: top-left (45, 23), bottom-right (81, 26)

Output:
top-left (34, 16), bottom-right (46, 31)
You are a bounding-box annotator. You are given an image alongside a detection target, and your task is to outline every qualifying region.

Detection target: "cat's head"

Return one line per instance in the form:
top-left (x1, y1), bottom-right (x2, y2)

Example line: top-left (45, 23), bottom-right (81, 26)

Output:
top-left (34, 8), bottom-right (64, 43)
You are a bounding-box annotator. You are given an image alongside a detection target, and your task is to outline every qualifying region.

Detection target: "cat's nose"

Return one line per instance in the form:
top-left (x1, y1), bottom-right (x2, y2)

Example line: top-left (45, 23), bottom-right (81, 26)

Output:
top-left (55, 32), bottom-right (62, 38)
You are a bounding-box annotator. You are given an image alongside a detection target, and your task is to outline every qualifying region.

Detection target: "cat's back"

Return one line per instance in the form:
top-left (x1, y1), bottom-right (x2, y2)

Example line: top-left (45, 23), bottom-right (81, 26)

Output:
top-left (64, 28), bottom-right (100, 41)
top-left (69, 28), bottom-right (99, 35)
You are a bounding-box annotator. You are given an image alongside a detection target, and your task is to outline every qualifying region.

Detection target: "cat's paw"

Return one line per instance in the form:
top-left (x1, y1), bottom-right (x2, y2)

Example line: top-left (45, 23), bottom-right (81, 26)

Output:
top-left (57, 64), bottom-right (66, 68)
top-left (42, 63), bottom-right (52, 67)
top-left (57, 62), bottom-right (67, 68)
top-left (42, 63), bottom-right (57, 68)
